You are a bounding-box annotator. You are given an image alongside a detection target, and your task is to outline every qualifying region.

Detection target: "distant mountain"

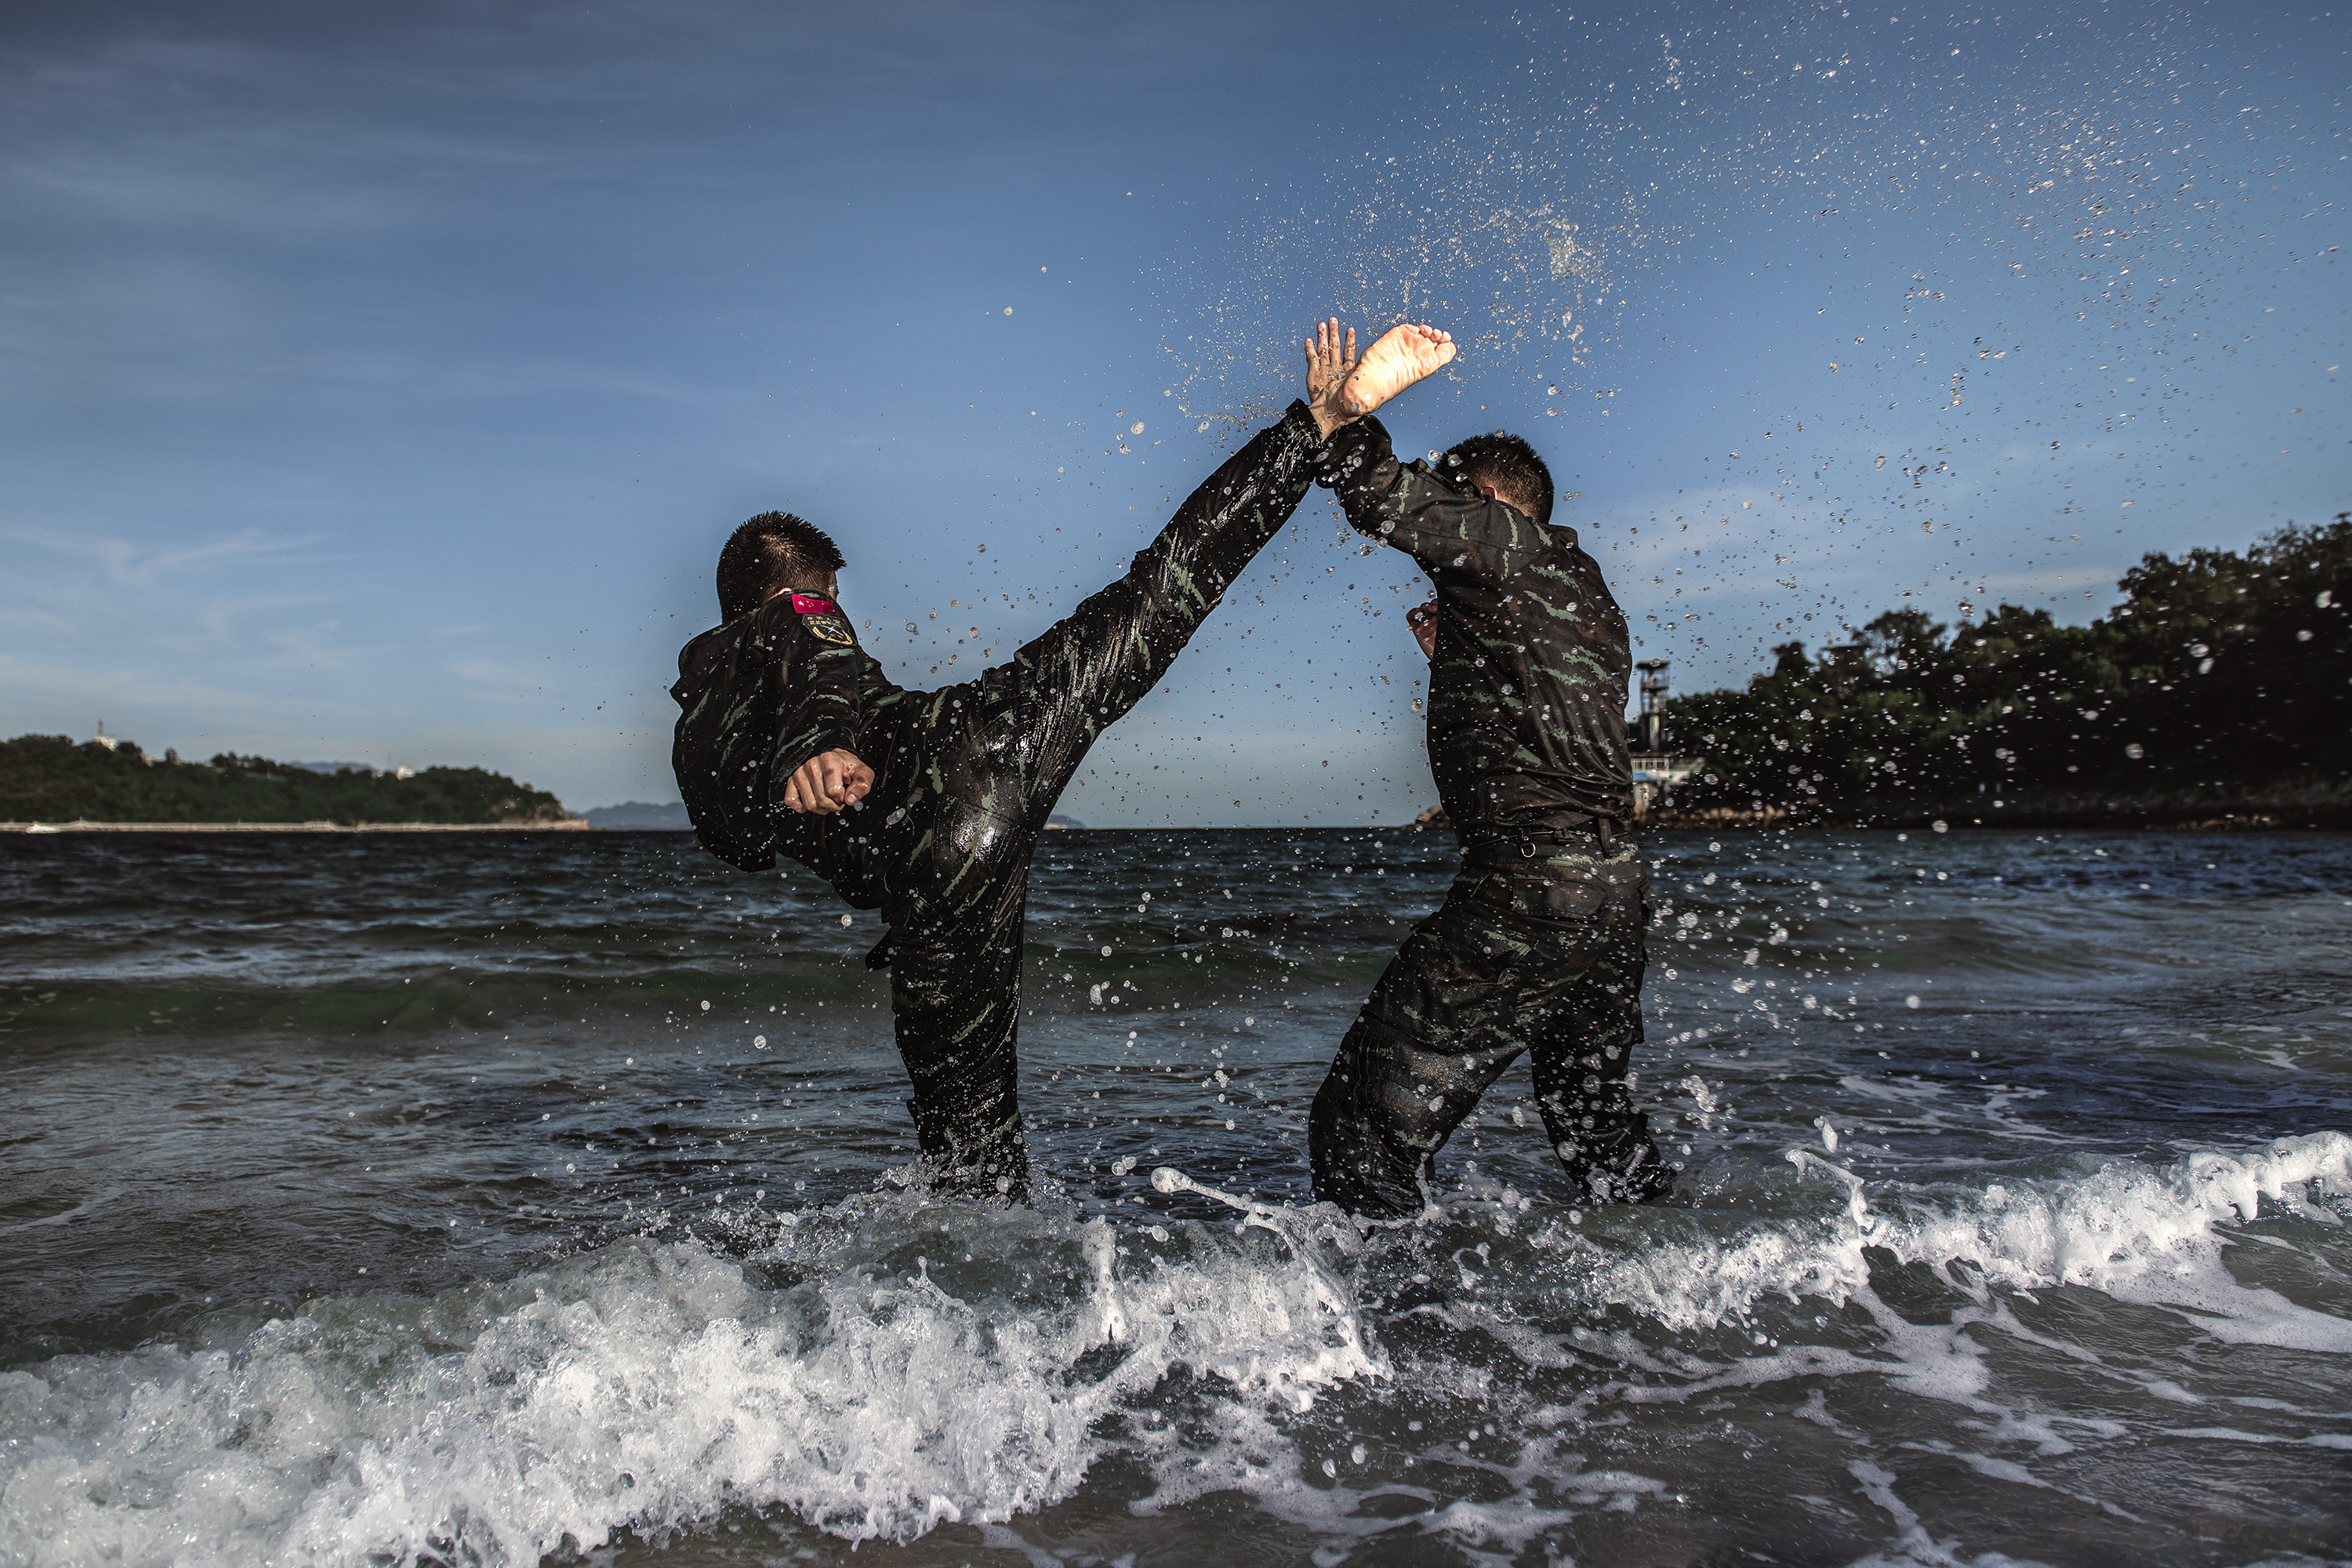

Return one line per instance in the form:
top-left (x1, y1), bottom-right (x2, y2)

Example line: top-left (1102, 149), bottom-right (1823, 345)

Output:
top-left (0, 735), bottom-right (572, 825)
top-left (286, 760), bottom-right (377, 775)
top-left (585, 800), bottom-right (691, 829)
top-left (1045, 813), bottom-right (1085, 830)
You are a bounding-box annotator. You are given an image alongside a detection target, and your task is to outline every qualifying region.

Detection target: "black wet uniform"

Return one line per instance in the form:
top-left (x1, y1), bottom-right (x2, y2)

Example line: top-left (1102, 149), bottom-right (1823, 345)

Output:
top-left (1306, 415), bottom-right (1668, 1217)
top-left (672, 405), bottom-right (1320, 1197)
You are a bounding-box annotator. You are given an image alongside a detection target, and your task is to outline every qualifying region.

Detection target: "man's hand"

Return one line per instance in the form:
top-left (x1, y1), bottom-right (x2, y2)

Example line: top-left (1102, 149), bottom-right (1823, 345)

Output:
top-left (781, 748), bottom-right (873, 815)
top-left (1304, 318), bottom-right (1360, 438)
top-left (1406, 599), bottom-right (1439, 659)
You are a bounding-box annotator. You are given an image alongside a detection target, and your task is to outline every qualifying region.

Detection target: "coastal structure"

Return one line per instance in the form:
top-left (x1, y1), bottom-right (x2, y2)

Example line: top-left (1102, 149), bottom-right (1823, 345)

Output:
top-left (1629, 659), bottom-right (1704, 820)
top-left (1401, 659), bottom-right (1707, 831)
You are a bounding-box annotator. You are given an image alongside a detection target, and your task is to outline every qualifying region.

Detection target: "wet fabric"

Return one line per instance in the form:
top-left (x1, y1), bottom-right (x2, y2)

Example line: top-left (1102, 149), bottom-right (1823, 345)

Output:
top-left (1308, 843), bottom-right (1668, 1217)
top-left (1308, 415), bottom-right (1663, 1215)
top-left (1316, 414), bottom-right (1633, 828)
top-left (670, 592), bottom-right (873, 877)
top-left (673, 403), bottom-right (1322, 1196)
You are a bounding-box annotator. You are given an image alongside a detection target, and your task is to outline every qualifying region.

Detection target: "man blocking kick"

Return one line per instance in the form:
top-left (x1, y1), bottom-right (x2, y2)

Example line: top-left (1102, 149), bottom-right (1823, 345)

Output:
top-left (1301, 321), bottom-right (1675, 1218)
top-left (671, 325), bottom-right (1358, 1200)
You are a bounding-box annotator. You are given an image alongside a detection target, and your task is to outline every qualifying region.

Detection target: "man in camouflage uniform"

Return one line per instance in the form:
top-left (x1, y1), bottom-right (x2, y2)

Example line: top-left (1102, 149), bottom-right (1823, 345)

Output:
top-left (670, 372), bottom-right (1328, 1200)
top-left (1303, 326), bottom-right (1670, 1218)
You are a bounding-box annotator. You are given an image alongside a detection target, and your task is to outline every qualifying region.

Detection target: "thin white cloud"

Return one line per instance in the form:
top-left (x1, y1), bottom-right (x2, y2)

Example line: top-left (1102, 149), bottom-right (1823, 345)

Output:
top-left (446, 657), bottom-right (556, 695)
top-left (12, 525), bottom-right (323, 586)
top-left (265, 619), bottom-right (365, 672)
top-left (0, 652), bottom-right (259, 721)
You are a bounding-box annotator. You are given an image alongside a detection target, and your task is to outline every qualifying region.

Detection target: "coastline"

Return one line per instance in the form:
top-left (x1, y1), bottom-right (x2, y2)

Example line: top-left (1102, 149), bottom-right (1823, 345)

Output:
top-left (1394, 784), bottom-right (2352, 835)
top-left (0, 818), bottom-right (592, 833)
top-left (1637, 807), bottom-right (2343, 831)
top-left (1644, 782), bottom-right (2352, 831)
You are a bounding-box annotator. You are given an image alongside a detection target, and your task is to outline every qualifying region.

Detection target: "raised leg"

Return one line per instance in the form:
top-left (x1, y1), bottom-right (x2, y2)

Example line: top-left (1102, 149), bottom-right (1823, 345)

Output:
top-left (983, 403), bottom-right (1320, 821)
top-left (1340, 323), bottom-right (1455, 418)
top-left (880, 403), bottom-right (1319, 1200)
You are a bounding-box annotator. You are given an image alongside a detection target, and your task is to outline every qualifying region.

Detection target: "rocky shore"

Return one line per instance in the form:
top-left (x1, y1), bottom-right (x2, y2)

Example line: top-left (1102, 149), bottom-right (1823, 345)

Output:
top-left (1402, 783), bottom-right (2352, 834)
top-left (2, 818), bottom-right (590, 833)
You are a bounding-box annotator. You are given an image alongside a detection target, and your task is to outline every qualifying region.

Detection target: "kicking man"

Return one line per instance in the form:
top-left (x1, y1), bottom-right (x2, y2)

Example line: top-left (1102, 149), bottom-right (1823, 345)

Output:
top-left (670, 326), bottom-right (1352, 1200)
top-left (1301, 321), bottom-right (1672, 1218)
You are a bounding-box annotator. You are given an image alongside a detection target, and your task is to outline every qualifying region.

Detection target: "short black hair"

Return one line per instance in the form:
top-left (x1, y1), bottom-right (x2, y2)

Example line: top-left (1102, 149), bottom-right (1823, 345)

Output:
top-left (1440, 432), bottom-right (1554, 525)
top-left (715, 511), bottom-right (845, 622)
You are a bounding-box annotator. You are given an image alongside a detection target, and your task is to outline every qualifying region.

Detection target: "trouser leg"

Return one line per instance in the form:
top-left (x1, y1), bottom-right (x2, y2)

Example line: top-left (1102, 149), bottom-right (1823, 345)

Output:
top-left (1309, 852), bottom-right (1668, 1217)
top-left (886, 862), bottom-right (1033, 1200)
top-left (985, 402), bottom-right (1319, 816)
top-left (879, 405), bottom-right (1316, 1195)
top-left (1309, 880), bottom-right (1528, 1218)
top-left (1308, 949), bottom-right (1521, 1218)
top-left (1526, 918), bottom-right (1670, 1203)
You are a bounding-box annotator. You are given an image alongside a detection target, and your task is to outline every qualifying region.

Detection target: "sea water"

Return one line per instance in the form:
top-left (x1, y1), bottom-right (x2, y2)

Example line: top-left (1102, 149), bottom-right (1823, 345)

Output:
top-left (2, 829), bottom-right (2347, 1566)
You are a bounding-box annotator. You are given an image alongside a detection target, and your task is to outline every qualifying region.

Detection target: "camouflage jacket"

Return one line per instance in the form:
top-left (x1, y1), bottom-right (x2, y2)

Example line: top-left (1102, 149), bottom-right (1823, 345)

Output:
top-left (1318, 416), bottom-right (1634, 826)
top-left (670, 590), bottom-right (916, 896)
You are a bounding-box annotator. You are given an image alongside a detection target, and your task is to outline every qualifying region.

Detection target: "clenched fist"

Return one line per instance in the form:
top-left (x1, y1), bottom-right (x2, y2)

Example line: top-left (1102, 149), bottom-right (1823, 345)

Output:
top-left (781, 749), bottom-right (873, 815)
top-left (1406, 599), bottom-right (1439, 659)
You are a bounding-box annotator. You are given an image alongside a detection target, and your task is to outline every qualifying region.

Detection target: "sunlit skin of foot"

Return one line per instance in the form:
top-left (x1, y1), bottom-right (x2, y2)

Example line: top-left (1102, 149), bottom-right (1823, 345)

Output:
top-left (1339, 322), bottom-right (1454, 422)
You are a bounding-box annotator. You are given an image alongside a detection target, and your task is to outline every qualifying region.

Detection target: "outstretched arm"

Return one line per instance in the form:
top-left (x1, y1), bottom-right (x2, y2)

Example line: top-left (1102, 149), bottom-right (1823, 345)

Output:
top-left (1322, 416), bottom-right (1548, 583)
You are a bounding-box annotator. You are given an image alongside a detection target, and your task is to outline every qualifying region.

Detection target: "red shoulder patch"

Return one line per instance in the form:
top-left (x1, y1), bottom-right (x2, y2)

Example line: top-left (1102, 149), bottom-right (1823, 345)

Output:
top-left (789, 591), bottom-right (837, 615)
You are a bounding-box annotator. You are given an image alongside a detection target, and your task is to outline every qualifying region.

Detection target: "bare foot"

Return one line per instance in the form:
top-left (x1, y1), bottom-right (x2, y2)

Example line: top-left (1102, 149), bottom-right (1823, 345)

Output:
top-left (1341, 323), bottom-right (1455, 416)
top-left (1303, 318), bottom-right (1359, 437)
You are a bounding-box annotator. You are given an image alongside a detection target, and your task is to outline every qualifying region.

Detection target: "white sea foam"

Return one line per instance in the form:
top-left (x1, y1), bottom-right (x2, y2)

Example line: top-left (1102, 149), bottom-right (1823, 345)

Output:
top-left (1569, 1132), bottom-right (2352, 1351)
top-left (0, 1203), bottom-right (1379, 1566)
top-left (4, 1135), bottom-right (2345, 1566)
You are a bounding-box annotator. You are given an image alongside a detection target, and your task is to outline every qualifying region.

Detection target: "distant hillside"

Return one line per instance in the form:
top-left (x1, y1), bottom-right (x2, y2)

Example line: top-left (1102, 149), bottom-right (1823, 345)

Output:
top-left (0, 735), bottom-right (572, 826)
top-left (585, 800), bottom-right (691, 829)
top-left (1660, 512), bottom-right (2350, 823)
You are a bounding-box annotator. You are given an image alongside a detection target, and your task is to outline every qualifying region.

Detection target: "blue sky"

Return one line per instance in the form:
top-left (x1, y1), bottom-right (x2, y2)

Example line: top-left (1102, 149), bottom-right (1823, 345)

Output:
top-left (2, 0), bottom-right (2344, 822)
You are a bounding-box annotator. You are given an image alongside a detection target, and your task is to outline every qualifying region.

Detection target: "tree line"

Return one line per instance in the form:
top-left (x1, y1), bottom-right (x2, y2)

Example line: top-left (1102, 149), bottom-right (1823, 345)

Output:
top-left (1662, 512), bottom-right (2350, 821)
top-left (0, 735), bottom-right (571, 825)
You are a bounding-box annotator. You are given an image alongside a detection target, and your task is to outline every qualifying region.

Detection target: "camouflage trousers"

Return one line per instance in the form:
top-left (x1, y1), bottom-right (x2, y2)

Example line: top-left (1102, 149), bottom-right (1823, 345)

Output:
top-left (878, 408), bottom-right (1314, 1200)
top-left (1308, 839), bottom-right (1668, 1218)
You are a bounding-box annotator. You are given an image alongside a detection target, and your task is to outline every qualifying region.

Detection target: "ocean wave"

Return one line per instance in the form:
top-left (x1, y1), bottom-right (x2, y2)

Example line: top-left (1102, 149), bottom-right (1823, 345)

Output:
top-left (0, 1195), bottom-right (1377, 1565)
top-left (7, 1134), bottom-right (2346, 1565)
top-left (1546, 1131), bottom-right (2352, 1352)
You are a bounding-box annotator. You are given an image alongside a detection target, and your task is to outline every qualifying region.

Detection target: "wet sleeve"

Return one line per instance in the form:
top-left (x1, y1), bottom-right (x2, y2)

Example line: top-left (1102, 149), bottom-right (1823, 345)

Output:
top-left (1316, 416), bottom-right (1539, 583)
top-left (773, 604), bottom-right (866, 775)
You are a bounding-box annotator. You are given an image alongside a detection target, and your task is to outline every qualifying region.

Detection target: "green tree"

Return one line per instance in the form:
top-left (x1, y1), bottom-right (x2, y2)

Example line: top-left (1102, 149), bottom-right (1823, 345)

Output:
top-left (1661, 513), bottom-right (2350, 815)
top-left (0, 737), bottom-right (573, 825)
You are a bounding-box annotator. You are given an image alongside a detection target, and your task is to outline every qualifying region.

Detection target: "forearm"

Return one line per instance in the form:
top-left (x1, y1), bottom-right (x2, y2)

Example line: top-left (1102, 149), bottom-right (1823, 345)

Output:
top-left (1316, 416), bottom-right (1407, 544)
top-left (774, 648), bottom-right (864, 776)
top-left (1319, 419), bottom-right (1533, 579)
